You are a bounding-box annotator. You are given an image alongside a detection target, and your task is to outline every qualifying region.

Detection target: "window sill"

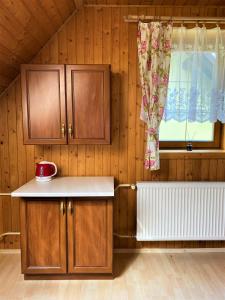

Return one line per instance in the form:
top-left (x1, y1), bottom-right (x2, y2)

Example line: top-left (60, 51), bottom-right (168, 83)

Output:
top-left (160, 149), bottom-right (225, 159)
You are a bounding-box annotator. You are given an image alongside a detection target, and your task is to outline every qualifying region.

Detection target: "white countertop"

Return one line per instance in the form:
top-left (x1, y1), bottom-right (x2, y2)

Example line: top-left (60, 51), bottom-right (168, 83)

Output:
top-left (11, 176), bottom-right (114, 197)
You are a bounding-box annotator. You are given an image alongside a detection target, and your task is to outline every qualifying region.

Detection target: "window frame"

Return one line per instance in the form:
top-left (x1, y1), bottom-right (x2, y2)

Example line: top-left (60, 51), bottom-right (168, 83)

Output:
top-left (160, 122), bottom-right (222, 149)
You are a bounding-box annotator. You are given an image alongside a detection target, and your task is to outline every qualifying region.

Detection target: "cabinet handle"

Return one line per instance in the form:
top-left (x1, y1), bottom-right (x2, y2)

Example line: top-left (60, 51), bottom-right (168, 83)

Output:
top-left (61, 123), bottom-right (65, 138)
top-left (68, 201), bottom-right (73, 214)
top-left (68, 123), bottom-right (73, 138)
top-left (60, 201), bottom-right (65, 215)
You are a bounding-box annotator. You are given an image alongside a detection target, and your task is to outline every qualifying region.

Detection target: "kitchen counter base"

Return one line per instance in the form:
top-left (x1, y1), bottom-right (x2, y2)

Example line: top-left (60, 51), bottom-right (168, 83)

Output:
top-left (20, 197), bottom-right (113, 280)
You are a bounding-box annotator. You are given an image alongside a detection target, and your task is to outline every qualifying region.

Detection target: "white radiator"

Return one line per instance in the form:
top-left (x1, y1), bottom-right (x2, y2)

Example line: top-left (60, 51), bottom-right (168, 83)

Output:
top-left (137, 182), bottom-right (225, 241)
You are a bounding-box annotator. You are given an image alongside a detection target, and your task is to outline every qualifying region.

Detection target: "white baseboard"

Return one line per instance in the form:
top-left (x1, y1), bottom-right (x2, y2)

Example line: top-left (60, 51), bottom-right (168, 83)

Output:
top-left (0, 249), bottom-right (20, 254)
top-left (114, 248), bottom-right (225, 254)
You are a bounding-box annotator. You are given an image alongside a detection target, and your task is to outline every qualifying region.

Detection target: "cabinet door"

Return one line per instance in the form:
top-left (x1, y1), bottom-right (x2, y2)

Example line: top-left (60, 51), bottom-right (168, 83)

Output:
top-left (21, 64), bottom-right (67, 144)
top-left (20, 199), bottom-right (67, 274)
top-left (66, 65), bottom-right (110, 144)
top-left (67, 198), bottom-right (113, 274)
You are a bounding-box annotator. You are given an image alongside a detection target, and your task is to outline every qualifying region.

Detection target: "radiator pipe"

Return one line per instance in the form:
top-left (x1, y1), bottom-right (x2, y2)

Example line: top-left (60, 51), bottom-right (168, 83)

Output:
top-left (114, 183), bottom-right (136, 192)
top-left (114, 232), bottom-right (136, 239)
top-left (114, 184), bottom-right (137, 239)
top-left (0, 232), bottom-right (20, 241)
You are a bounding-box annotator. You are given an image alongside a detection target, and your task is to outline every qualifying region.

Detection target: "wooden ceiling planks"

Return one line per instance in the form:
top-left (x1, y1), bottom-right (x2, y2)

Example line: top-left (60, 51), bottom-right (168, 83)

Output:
top-left (74, 0), bottom-right (84, 9)
top-left (84, 0), bottom-right (225, 5)
top-left (0, 0), bottom-right (76, 95)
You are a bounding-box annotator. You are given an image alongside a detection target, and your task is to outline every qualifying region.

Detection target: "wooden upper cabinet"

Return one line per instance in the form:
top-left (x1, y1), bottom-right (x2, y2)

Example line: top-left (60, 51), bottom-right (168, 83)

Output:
top-left (21, 64), bottom-right (110, 145)
top-left (66, 65), bottom-right (110, 144)
top-left (20, 199), bottom-right (67, 274)
top-left (21, 64), bottom-right (67, 144)
top-left (67, 198), bottom-right (113, 274)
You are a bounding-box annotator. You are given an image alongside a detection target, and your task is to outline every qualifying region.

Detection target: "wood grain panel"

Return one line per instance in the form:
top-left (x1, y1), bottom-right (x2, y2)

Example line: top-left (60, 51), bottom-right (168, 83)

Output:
top-left (1, 5), bottom-right (225, 249)
top-left (21, 64), bottom-right (67, 144)
top-left (20, 199), bottom-right (67, 274)
top-left (67, 198), bottom-right (113, 273)
top-left (66, 64), bottom-right (110, 144)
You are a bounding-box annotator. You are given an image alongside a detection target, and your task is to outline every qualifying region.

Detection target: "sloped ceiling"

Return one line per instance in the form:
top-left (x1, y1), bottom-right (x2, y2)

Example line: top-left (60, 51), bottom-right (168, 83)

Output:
top-left (1, 0), bottom-right (225, 95)
top-left (0, 0), bottom-right (79, 95)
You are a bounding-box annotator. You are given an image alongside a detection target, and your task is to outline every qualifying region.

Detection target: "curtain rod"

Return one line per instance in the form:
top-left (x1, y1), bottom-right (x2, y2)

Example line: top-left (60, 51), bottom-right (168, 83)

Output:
top-left (124, 15), bottom-right (225, 24)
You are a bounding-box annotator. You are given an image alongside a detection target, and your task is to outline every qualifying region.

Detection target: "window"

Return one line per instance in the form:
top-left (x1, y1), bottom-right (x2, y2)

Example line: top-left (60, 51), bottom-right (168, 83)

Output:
top-left (159, 120), bottom-right (221, 148)
top-left (159, 50), bottom-right (222, 148)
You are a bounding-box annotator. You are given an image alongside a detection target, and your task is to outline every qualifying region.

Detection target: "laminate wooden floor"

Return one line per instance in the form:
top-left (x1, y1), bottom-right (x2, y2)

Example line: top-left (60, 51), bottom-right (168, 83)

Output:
top-left (0, 252), bottom-right (225, 300)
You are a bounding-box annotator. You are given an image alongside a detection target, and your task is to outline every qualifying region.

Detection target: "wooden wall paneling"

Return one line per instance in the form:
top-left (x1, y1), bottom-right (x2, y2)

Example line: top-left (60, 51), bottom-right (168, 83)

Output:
top-left (216, 159), bottom-right (225, 181)
top-left (110, 7), bottom-right (120, 248)
top-left (0, 90), bottom-right (5, 248)
top-left (94, 7), bottom-right (103, 176)
top-left (7, 83), bottom-right (20, 248)
top-left (176, 159), bottom-right (185, 180)
top-left (127, 7), bottom-right (138, 248)
top-left (0, 91), bottom-right (11, 248)
top-left (102, 7), bottom-right (112, 175)
top-left (192, 159), bottom-right (202, 181)
top-left (2, 6), bottom-right (225, 249)
top-left (118, 7), bottom-right (129, 248)
top-left (67, 17), bottom-right (78, 176)
top-left (76, 9), bottom-right (86, 176)
top-left (168, 159), bottom-right (177, 180)
top-left (15, 80), bottom-right (27, 187)
top-left (218, 7), bottom-right (225, 17)
top-left (25, 146), bottom-right (35, 181)
top-left (206, 6), bottom-right (217, 18)
top-left (209, 159), bottom-right (218, 181)
top-left (184, 159), bottom-right (193, 181)
top-left (159, 160), bottom-right (169, 180)
top-left (84, 8), bottom-right (95, 176)
top-left (200, 159), bottom-right (210, 180)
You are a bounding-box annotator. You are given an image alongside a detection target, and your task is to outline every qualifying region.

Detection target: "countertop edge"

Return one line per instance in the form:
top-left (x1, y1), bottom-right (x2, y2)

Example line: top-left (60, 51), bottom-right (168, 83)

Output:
top-left (11, 192), bottom-right (115, 197)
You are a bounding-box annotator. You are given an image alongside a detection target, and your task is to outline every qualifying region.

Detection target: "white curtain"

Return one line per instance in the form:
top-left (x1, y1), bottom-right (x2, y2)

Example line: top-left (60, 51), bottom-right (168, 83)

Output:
top-left (164, 25), bottom-right (225, 123)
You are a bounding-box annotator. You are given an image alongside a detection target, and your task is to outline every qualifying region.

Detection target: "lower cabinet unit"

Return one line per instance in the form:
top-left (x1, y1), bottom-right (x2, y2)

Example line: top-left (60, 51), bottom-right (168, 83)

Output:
top-left (20, 197), bottom-right (113, 279)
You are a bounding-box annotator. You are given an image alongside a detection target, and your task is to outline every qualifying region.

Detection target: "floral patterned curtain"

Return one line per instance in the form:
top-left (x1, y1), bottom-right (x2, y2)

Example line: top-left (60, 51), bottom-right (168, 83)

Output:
top-left (137, 21), bottom-right (173, 171)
